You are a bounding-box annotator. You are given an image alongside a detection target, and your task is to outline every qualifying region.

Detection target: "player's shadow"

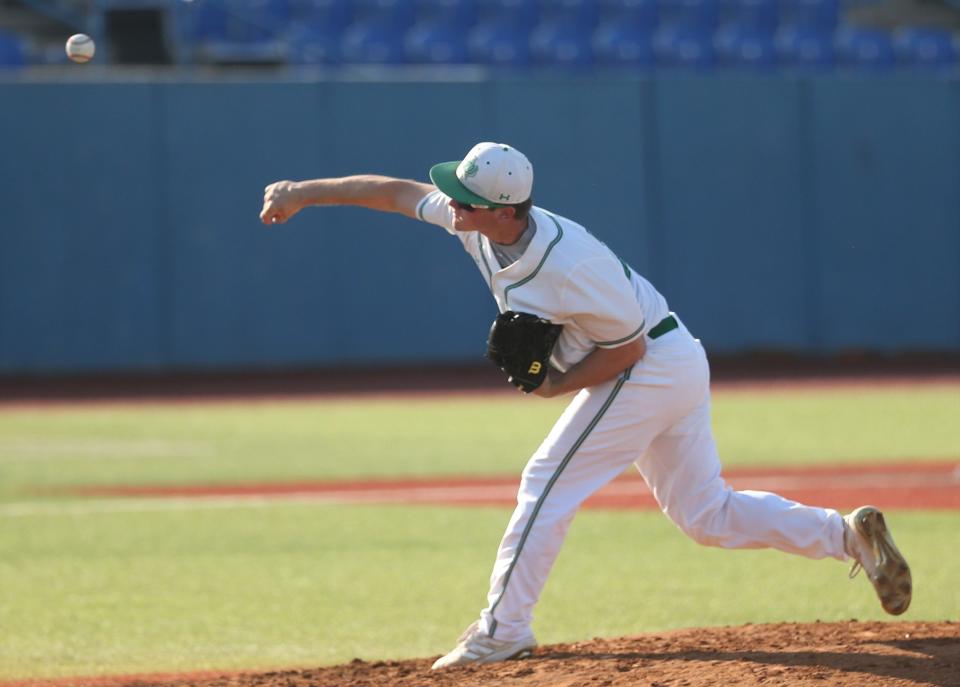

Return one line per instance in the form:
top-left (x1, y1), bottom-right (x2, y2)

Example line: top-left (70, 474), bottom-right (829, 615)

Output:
top-left (542, 637), bottom-right (960, 687)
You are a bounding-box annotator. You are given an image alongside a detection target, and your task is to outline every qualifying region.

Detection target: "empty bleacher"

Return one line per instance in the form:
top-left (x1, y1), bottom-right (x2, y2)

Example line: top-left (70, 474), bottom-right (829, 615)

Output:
top-left (0, 0), bottom-right (957, 69)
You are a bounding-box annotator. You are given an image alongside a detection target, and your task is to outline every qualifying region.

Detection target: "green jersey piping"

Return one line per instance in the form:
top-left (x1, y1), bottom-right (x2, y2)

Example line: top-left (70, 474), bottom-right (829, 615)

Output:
top-left (502, 213), bottom-right (564, 309)
top-left (595, 321), bottom-right (645, 347)
top-left (477, 233), bottom-right (495, 282)
top-left (415, 194), bottom-right (429, 222)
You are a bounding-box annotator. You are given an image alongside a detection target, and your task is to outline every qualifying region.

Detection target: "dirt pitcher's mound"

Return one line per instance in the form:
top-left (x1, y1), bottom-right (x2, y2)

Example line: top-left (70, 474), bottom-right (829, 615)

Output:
top-left (111, 620), bottom-right (957, 687)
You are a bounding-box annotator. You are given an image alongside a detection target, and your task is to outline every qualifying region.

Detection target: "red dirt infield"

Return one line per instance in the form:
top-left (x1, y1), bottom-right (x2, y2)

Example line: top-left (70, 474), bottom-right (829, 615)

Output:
top-left (66, 460), bottom-right (960, 512)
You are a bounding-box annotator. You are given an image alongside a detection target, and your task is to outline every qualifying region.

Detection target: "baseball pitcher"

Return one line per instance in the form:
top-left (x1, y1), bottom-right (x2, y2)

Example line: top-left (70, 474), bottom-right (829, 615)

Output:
top-left (259, 142), bottom-right (911, 669)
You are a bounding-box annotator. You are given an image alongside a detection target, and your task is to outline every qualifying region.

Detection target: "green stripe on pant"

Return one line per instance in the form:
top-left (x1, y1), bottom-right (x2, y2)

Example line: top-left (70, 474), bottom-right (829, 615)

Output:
top-left (487, 367), bottom-right (632, 637)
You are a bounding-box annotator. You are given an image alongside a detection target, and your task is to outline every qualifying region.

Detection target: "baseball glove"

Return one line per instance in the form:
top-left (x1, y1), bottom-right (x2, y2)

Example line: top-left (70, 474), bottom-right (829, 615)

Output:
top-left (486, 311), bottom-right (563, 393)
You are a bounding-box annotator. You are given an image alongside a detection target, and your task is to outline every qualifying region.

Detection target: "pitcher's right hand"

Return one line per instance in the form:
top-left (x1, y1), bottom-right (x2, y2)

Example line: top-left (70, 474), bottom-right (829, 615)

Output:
top-left (260, 180), bottom-right (303, 225)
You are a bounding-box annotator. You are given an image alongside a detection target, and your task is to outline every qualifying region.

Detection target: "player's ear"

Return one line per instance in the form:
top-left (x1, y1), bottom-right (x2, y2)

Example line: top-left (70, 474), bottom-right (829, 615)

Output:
top-left (495, 206), bottom-right (516, 221)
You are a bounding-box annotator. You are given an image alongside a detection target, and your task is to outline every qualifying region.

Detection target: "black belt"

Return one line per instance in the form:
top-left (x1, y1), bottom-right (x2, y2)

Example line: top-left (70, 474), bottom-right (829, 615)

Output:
top-left (648, 315), bottom-right (678, 339)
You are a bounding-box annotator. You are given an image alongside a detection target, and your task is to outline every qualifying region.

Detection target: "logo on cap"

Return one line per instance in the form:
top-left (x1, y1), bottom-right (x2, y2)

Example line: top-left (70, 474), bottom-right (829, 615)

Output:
top-left (463, 158), bottom-right (479, 178)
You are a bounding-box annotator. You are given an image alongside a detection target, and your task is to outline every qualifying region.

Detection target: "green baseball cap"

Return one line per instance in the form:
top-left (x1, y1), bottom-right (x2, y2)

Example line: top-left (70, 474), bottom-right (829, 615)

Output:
top-left (429, 142), bottom-right (534, 208)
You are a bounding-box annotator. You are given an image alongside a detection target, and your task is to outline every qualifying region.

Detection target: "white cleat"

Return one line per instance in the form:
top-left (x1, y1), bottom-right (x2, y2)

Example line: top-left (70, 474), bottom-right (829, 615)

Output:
top-left (844, 505), bottom-right (912, 615)
top-left (431, 621), bottom-right (536, 669)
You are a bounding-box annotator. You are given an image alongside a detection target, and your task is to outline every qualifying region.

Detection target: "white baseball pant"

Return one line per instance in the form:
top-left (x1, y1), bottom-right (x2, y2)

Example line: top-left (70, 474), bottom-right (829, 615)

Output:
top-left (479, 318), bottom-right (848, 641)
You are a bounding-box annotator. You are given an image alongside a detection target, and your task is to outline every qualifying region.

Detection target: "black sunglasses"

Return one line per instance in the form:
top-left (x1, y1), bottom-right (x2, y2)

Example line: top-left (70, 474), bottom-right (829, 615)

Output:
top-left (453, 199), bottom-right (494, 213)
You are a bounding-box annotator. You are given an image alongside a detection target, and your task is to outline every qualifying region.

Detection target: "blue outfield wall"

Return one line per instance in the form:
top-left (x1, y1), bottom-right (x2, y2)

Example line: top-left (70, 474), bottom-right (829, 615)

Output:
top-left (0, 75), bottom-right (958, 373)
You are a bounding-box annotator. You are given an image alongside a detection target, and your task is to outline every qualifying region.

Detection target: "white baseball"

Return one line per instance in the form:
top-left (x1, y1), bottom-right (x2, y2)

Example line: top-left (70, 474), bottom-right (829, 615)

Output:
top-left (66, 34), bottom-right (95, 63)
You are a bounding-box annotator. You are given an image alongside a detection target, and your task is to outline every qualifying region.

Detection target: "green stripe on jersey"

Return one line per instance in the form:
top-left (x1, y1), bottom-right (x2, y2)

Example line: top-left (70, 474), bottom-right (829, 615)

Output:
top-left (503, 214), bottom-right (563, 309)
top-left (596, 321), bottom-right (645, 347)
top-left (477, 233), bottom-right (495, 282)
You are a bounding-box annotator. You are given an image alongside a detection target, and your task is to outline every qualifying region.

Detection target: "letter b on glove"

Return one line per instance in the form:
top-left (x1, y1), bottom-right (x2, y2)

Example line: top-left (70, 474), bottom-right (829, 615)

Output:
top-left (486, 311), bottom-right (563, 393)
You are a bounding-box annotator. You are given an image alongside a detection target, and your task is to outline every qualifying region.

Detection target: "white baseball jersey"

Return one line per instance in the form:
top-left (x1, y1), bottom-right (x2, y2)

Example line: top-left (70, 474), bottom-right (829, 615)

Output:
top-left (416, 190), bottom-right (670, 372)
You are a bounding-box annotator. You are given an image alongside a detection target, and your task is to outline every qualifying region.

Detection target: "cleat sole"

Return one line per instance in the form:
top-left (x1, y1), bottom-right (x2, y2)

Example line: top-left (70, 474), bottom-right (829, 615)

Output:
top-left (855, 507), bottom-right (912, 615)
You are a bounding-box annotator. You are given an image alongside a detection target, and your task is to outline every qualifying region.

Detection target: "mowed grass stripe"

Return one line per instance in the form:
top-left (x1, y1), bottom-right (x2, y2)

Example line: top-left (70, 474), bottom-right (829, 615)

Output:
top-left (0, 385), bottom-right (957, 504)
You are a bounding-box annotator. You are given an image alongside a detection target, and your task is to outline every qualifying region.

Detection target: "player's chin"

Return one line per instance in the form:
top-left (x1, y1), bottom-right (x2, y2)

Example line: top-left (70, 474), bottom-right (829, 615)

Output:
top-left (451, 216), bottom-right (474, 232)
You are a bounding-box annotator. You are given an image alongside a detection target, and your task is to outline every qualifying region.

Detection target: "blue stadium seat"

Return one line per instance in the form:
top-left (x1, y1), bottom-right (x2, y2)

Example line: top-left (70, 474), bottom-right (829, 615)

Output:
top-left (539, 0), bottom-right (600, 29)
top-left (475, 0), bottom-right (539, 29)
top-left (658, 0), bottom-right (718, 30)
top-left (530, 21), bottom-right (594, 65)
top-left (893, 27), bottom-right (957, 69)
top-left (341, 20), bottom-right (407, 62)
top-left (290, 0), bottom-right (354, 31)
top-left (468, 21), bottom-right (532, 64)
top-left (181, 0), bottom-right (231, 41)
top-left (592, 22), bottom-right (655, 65)
top-left (405, 20), bottom-right (470, 61)
top-left (232, 0), bottom-right (290, 42)
top-left (167, 0), bottom-right (209, 61)
top-left (0, 30), bottom-right (27, 67)
top-left (775, 25), bottom-right (834, 68)
top-left (174, 0), bottom-right (289, 63)
top-left (178, 0), bottom-right (289, 44)
top-left (714, 24), bottom-right (776, 67)
top-left (835, 26), bottom-right (895, 70)
top-left (597, 0), bottom-right (658, 29)
top-left (653, 25), bottom-right (714, 66)
top-left (779, 0), bottom-right (839, 30)
top-left (719, 0), bottom-right (777, 30)
top-left (353, 0), bottom-right (418, 29)
top-left (413, 0), bottom-right (478, 29)
top-left (287, 22), bottom-right (342, 63)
